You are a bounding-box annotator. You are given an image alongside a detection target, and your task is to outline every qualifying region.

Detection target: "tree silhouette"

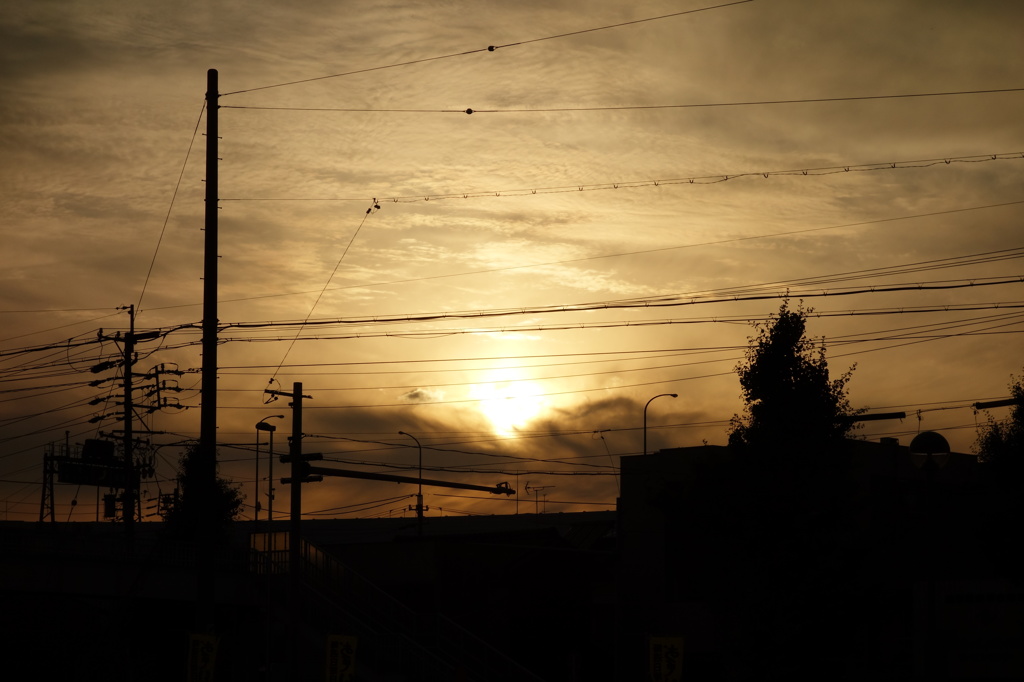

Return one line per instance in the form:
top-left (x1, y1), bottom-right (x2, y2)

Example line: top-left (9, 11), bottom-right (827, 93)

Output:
top-left (729, 299), bottom-right (859, 459)
top-left (722, 299), bottom-right (862, 675)
top-left (162, 442), bottom-right (244, 538)
top-left (974, 373), bottom-right (1024, 579)
top-left (975, 372), bottom-right (1024, 473)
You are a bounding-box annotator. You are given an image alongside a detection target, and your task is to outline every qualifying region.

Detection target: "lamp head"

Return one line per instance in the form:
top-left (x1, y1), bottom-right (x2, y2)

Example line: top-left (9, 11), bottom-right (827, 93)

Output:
top-left (256, 414), bottom-right (285, 432)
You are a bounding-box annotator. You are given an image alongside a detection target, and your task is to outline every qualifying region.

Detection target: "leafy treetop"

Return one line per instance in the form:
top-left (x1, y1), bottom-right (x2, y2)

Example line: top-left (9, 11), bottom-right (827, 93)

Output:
top-left (974, 372), bottom-right (1024, 482)
top-left (729, 299), bottom-right (859, 457)
top-left (162, 442), bottom-right (244, 538)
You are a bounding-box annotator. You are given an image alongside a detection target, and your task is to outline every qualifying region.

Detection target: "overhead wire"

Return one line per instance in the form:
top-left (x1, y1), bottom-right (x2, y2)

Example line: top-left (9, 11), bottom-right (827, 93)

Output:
top-left (4, 276), bottom-right (1003, 372)
top-left (214, 282), bottom-right (1024, 338)
top-left (306, 494), bottom-right (416, 516)
top-left (136, 100), bottom-right (207, 316)
top-left (203, 243), bottom-right (1024, 331)
top-left (214, 310), bottom-right (1024, 411)
top-left (6, 274), bottom-right (1015, 446)
top-left (265, 200), bottom-right (381, 392)
top-left (0, 310), bottom-right (125, 345)
top-left (222, 87), bottom-right (1024, 114)
top-left (0, 380), bottom-right (94, 396)
top-left (211, 310), bottom-right (1024, 396)
top-left (3, 198), bottom-right (1018, 483)
top-left (163, 199), bottom-right (1024, 310)
top-left (220, 0), bottom-right (756, 96)
top-left (12, 34), bottom-right (1019, 512)
top-left (218, 152), bottom-right (1024, 203)
top-left (27, 392), bottom-right (998, 501)
top-left (132, 390), bottom-right (1011, 452)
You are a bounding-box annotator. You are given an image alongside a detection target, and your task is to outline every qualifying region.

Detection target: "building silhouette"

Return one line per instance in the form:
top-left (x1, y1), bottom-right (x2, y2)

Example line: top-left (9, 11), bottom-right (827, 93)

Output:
top-left (3, 436), bottom-right (1023, 679)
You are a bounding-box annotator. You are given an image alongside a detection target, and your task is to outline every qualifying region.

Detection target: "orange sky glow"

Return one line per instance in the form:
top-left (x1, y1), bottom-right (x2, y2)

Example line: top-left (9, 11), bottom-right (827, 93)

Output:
top-left (2, 0), bottom-right (1023, 522)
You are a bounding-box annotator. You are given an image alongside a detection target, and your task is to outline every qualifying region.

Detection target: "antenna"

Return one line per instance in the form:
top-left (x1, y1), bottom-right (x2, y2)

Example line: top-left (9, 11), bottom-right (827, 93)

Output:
top-left (524, 482), bottom-right (554, 514)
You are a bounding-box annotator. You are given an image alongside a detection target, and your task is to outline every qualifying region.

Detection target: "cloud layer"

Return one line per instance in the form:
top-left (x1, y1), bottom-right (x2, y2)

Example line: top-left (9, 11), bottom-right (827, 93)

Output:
top-left (2, 0), bottom-right (1023, 521)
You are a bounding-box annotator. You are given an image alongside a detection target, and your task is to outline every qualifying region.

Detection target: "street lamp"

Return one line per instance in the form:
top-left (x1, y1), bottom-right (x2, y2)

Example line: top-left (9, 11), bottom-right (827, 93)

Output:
top-left (643, 393), bottom-right (677, 455)
top-left (256, 415), bottom-right (284, 524)
top-left (256, 415), bottom-right (283, 680)
top-left (398, 431), bottom-right (424, 532)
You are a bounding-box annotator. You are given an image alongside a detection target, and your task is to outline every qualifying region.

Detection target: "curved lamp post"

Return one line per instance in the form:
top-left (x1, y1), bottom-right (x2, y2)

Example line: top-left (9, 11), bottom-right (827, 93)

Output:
top-left (399, 430), bottom-right (424, 532)
top-left (256, 415), bottom-right (285, 523)
top-left (393, 430), bottom-right (421, 524)
top-left (643, 393), bottom-right (678, 455)
top-left (256, 414), bottom-right (283, 678)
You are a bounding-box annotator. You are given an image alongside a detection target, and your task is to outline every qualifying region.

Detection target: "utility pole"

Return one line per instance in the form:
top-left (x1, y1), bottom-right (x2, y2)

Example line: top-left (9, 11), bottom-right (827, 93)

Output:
top-left (193, 67), bottom-right (219, 647)
top-left (122, 304), bottom-right (135, 536)
top-left (39, 445), bottom-right (56, 523)
top-left (94, 305), bottom-right (160, 534)
top-left (263, 384), bottom-right (318, 573)
top-left (290, 384), bottom-right (302, 574)
top-left (267, 381), bottom-right (319, 680)
top-left (264, 382), bottom-right (319, 577)
top-left (200, 67), bottom-right (219, 522)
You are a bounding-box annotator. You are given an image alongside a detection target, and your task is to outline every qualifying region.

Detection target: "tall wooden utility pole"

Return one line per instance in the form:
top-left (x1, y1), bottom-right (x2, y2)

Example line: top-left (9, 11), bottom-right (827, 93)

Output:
top-left (201, 68), bottom-right (219, 511)
top-left (194, 68), bottom-right (219, 638)
top-left (288, 382), bottom-right (304, 577)
top-left (265, 382), bottom-right (315, 576)
top-left (266, 381), bottom-right (316, 680)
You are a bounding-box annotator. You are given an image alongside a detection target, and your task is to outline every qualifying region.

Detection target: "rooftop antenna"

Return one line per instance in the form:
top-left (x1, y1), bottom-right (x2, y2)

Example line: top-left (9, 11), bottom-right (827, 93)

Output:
top-left (524, 482), bottom-right (554, 514)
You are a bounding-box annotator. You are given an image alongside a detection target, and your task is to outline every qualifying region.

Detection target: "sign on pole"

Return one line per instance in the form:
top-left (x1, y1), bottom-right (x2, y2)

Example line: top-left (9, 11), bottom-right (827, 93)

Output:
top-left (649, 636), bottom-right (683, 682)
top-left (326, 635), bottom-right (357, 682)
top-left (187, 633), bottom-right (218, 682)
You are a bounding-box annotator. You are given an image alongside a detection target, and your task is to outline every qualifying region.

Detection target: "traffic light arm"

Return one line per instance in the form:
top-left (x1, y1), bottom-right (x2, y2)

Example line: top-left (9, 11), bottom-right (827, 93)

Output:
top-left (301, 465), bottom-right (515, 496)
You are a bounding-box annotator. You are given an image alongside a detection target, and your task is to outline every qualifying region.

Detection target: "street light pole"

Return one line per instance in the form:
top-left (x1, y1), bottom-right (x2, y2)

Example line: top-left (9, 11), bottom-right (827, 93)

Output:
top-left (398, 431), bottom-right (424, 534)
top-left (643, 393), bottom-right (678, 455)
top-left (254, 427), bottom-right (260, 522)
top-left (256, 415), bottom-right (284, 526)
top-left (255, 413), bottom-right (283, 682)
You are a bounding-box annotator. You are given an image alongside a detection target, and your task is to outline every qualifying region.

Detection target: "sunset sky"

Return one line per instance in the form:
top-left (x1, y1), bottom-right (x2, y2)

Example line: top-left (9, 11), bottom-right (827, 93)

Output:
top-left (2, 0), bottom-right (1022, 522)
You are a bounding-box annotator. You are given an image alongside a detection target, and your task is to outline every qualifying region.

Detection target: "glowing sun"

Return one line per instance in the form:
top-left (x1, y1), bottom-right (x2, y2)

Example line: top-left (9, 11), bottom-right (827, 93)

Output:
top-left (470, 378), bottom-right (547, 436)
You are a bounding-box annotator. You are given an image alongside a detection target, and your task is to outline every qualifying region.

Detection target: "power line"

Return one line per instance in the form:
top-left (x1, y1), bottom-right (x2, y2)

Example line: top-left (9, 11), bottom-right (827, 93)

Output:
top-left (217, 279), bottom-right (1024, 333)
top-left (0, 306), bottom-right (123, 314)
top-left (216, 346), bottom-right (736, 376)
top-left (221, 87), bottom-right (1024, 114)
top-left (221, 0), bottom-right (755, 96)
top-left (216, 317), bottom-right (1024, 349)
top-left (218, 151), bottom-right (1024, 203)
top-left (136, 100), bottom-right (207, 316)
top-left (20, 288), bottom-right (1006, 366)
top-left (0, 311), bottom-right (124, 346)
top-left (94, 392), bottom-right (1010, 451)
top-left (267, 201), bottom-right (381, 382)
top-left (0, 380), bottom-right (93, 395)
top-left (213, 313), bottom-right (1024, 411)
top-left (214, 332), bottom-right (1024, 414)
top-left (0, 332), bottom-right (108, 360)
top-left (2, 267), bottom-right (1018, 455)
top-left (158, 200), bottom-right (1024, 311)
top-left (491, 0), bottom-right (755, 50)
top-left (210, 312), bottom-right (1024, 395)
top-left (218, 345), bottom-right (739, 372)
